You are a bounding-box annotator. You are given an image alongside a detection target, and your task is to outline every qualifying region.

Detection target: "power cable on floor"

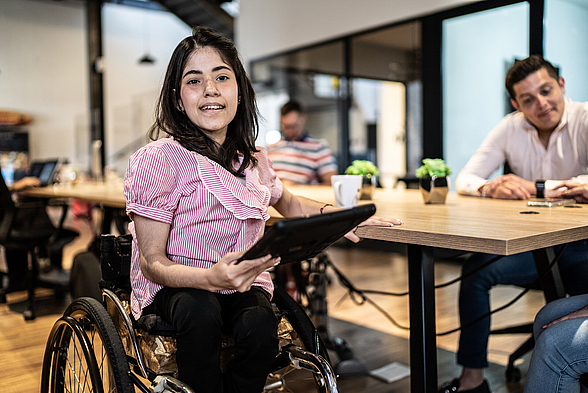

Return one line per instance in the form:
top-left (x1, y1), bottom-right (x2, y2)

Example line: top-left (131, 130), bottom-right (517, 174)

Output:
top-left (326, 244), bottom-right (567, 335)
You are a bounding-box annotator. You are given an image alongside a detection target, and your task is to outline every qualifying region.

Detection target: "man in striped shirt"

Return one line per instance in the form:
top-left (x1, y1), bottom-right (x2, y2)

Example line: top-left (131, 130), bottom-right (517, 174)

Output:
top-left (268, 101), bottom-right (338, 185)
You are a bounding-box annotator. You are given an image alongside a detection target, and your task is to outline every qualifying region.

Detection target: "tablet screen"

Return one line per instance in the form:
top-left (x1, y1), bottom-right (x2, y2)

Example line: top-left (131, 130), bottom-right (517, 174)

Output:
top-left (238, 203), bottom-right (376, 264)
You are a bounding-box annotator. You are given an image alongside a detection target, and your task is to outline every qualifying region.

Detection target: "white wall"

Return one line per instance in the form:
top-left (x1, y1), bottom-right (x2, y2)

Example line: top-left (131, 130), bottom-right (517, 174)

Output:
top-left (102, 4), bottom-right (191, 173)
top-left (236, 0), bottom-right (481, 63)
top-left (0, 0), bottom-right (87, 162)
top-left (0, 0), bottom-right (190, 174)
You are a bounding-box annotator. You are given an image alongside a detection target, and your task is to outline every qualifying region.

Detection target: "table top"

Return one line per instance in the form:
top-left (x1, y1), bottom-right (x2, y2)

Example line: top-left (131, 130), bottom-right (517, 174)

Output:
top-left (23, 181), bottom-right (126, 209)
top-left (285, 185), bottom-right (588, 256)
top-left (24, 182), bottom-right (588, 255)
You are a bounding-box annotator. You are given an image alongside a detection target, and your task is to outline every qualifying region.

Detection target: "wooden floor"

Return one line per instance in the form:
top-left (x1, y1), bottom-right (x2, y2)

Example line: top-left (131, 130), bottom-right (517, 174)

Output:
top-left (0, 209), bottom-right (544, 392)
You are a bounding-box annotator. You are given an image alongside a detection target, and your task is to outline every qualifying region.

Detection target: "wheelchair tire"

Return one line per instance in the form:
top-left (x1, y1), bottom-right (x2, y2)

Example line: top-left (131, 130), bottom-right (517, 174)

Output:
top-left (267, 285), bottom-right (338, 393)
top-left (40, 297), bottom-right (134, 393)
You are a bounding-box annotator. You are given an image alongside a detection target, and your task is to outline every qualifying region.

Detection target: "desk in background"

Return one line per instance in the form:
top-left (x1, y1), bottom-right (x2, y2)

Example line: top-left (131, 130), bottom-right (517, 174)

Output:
top-left (23, 182), bottom-right (126, 234)
top-left (23, 182), bottom-right (125, 209)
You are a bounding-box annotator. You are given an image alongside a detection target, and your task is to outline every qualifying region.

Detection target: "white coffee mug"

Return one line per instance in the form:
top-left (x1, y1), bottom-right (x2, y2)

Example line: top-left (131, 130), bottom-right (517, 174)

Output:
top-left (331, 175), bottom-right (362, 208)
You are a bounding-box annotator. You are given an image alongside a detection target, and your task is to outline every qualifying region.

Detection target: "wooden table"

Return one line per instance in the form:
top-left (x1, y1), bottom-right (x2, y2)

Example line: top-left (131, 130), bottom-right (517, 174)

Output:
top-left (23, 181), bottom-right (126, 209)
top-left (25, 183), bottom-right (588, 392)
top-left (288, 185), bottom-right (588, 393)
top-left (23, 181), bottom-right (126, 233)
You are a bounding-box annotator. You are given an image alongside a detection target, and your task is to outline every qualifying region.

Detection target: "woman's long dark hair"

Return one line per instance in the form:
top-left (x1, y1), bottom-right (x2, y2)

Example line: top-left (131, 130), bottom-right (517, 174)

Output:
top-left (149, 26), bottom-right (259, 176)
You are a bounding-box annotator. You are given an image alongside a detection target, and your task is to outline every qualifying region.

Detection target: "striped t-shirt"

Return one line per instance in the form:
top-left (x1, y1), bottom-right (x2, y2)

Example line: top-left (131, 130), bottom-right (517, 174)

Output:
top-left (124, 137), bottom-right (283, 319)
top-left (267, 136), bottom-right (338, 184)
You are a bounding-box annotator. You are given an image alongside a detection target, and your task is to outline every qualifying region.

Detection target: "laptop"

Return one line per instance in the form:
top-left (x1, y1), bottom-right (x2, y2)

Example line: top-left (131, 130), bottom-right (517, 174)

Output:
top-left (238, 203), bottom-right (376, 265)
top-left (29, 159), bottom-right (59, 186)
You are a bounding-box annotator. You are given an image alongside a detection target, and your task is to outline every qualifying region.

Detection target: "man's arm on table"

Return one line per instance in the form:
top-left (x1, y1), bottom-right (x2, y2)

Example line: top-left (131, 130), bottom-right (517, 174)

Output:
top-left (455, 119), bottom-right (510, 197)
top-left (457, 134), bottom-right (588, 200)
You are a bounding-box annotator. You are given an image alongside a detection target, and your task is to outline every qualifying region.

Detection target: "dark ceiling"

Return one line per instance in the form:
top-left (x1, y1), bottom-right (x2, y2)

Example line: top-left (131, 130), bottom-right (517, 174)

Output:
top-left (100, 0), bottom-right (234, 38)
top-left (154, 0), bottom-right (234, 38)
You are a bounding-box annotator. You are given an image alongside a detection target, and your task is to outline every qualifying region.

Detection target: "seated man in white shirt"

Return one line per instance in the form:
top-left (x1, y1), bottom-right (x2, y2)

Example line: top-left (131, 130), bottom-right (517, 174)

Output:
top-left (439, 55), bottom-right (588, 393)
top-left (455, 57), bottom-right (588, 199)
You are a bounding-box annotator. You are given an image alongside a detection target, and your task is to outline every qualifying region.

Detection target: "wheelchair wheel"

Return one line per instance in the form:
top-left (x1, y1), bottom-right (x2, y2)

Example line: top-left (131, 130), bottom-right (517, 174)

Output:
top-left (267, 285), bottom-right (338, 393)
top-left (40, 297), bottom-right (134, 393)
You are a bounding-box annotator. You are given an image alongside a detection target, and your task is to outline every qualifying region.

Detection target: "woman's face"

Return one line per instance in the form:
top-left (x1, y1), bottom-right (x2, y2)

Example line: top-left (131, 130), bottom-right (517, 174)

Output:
top-left (179, 47), bottom-right (239, 144)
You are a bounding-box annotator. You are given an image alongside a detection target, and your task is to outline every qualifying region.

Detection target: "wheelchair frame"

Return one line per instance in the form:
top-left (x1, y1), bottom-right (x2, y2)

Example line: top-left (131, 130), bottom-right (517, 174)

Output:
top-left (40, 243), bottom-right (339, 393)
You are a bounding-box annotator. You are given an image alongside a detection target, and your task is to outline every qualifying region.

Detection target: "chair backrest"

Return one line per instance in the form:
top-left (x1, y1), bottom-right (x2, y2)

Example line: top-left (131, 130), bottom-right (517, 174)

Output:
top-left (503, 160), bottom-right (515, 175)
top-left (0, 172), bottom-right (16, 242)
top-left (99, 234), bottom-right (133, 295)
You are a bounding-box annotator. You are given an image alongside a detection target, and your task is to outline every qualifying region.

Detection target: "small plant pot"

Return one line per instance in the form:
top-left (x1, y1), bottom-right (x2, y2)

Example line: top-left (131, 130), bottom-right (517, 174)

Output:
top-left (419, 176), bottom-right (449, 204)
top-left (360, 174), bottom-right (377, 200)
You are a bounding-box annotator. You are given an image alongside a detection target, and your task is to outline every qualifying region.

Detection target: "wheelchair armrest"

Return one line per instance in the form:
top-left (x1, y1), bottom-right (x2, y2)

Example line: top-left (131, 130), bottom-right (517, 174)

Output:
top-left (136, 314), bottom-right (176, 337)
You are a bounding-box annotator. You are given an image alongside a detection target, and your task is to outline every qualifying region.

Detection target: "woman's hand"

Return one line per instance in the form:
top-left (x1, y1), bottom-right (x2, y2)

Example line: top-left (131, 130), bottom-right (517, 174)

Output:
top-left (207, 251), bottom-right (279, 293)
top-left (344, 215), bottom-right (403, 243)
top-left (550, 182), bottom-right (588, 203)
top-left (543, 304), bottom-right (588, 329)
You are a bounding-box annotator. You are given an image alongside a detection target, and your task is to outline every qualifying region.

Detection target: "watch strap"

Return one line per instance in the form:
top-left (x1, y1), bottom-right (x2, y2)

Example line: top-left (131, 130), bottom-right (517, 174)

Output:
top-left (535, 180), bottom-right (546, 198)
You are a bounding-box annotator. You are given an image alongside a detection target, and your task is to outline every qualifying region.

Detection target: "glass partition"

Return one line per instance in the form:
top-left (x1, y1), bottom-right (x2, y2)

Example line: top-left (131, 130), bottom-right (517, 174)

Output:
top-left (350, 22), bottom-right (421, 186)
top-left (442, 2), bottom-right (529, 186)
top-left (251, 21), bottom-right (421, 184)
top-left (250, 0), bottom-right (587, 190)
top-left (351, 22), bottom-right (420, 83)
top-left (251, 41), bottom-right (344, 165)
top-left (544, 0), bottom-right (588, 103)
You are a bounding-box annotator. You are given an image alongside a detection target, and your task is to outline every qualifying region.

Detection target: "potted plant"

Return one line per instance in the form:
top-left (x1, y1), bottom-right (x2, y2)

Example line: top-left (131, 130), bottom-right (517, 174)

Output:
top-left (415, 158), bottom-right (452, 204)
top-left (345, 160), bottom-right (379, 200)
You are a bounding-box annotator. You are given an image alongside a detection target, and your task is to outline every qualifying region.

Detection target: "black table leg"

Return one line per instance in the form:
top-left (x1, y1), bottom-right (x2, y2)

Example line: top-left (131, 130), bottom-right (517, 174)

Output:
top-left (407, 244), bottom-right (438, 393)
top-left (532, 247), bottom-right (566, 302)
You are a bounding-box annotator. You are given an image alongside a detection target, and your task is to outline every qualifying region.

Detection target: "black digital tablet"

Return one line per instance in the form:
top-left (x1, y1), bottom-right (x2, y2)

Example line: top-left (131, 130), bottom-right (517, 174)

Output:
top-left (237, 203), bottom-right (376, 265)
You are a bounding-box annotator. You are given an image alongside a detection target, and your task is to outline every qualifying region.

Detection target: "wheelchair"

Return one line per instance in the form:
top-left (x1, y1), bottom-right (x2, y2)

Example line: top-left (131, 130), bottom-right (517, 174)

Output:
top-left (40, 234), bottom-right (339, 393)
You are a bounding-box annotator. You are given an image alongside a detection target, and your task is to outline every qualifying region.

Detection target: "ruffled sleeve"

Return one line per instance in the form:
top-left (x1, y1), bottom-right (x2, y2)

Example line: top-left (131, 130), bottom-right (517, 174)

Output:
top-left (254, 147), bottom-right (283, 206)
top-left (124, 144), bottom-right (180, 224)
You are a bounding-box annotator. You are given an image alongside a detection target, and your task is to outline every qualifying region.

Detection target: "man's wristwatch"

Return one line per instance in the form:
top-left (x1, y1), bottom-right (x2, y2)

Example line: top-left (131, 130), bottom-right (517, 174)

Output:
top-left (535, 180), bottom-right (546, 198)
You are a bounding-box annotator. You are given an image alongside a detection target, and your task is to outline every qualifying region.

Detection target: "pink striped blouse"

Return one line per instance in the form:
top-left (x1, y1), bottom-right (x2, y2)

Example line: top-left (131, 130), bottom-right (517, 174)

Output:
top-left (124, 137), bottom-right (283, 319)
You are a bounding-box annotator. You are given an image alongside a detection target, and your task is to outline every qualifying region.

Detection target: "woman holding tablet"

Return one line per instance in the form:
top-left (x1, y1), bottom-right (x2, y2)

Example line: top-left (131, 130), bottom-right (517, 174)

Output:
top-left (124, 26), bottom-right (401, 393)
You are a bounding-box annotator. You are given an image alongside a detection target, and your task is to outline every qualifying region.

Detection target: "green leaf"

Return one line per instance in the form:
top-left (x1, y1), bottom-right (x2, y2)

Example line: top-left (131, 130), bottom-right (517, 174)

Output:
top-left (415, 158), bottom-right (452, 178)
top-left (345, 160), bottom-right (379, 176)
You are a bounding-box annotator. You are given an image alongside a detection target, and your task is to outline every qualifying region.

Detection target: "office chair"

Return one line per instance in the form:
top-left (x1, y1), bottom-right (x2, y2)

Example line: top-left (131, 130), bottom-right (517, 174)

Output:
top-left (0, 174), bottom-right (76, 320)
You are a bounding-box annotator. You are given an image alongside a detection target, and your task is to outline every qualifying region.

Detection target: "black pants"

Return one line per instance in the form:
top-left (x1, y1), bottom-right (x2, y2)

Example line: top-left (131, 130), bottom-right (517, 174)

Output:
top-left (147, 286), bottom-right (279, 393)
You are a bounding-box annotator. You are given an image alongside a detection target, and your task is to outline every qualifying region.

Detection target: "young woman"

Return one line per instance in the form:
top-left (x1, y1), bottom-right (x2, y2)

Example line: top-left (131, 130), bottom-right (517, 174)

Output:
top-left (124, 26), bottom-right (401, 392)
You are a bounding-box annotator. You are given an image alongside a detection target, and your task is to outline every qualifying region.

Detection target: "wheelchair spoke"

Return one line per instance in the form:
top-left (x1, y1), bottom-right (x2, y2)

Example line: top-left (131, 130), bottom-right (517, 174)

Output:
top-left (78, 317), bottom-right (117, 392)
top-left (64, 337), bottom-right (91, 393)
